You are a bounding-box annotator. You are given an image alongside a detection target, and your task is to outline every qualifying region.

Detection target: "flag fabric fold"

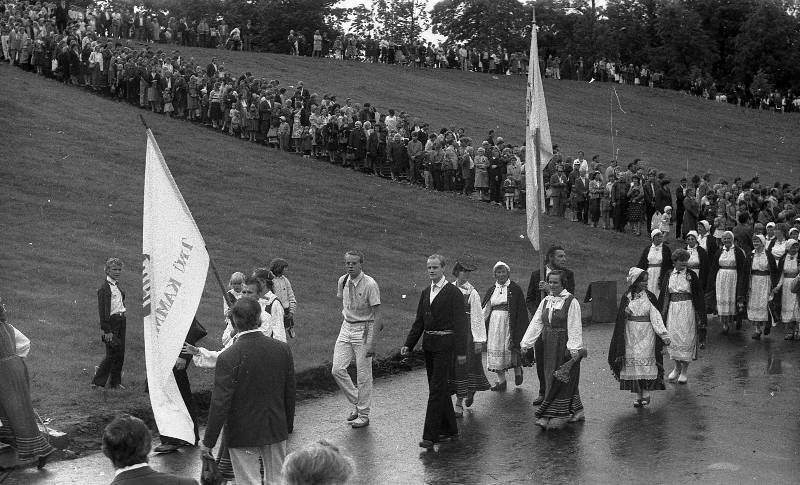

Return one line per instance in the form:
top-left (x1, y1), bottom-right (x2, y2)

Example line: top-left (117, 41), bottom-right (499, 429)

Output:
top-left (143, 128), bottom-right (209, 444)
top-left (525, 22), bottom-right (553, 252)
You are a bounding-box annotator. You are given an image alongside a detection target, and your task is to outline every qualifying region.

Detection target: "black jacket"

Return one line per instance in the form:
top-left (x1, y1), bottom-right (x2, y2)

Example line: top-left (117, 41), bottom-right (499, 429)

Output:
top-left (405, 282), bottom-right (468, 355)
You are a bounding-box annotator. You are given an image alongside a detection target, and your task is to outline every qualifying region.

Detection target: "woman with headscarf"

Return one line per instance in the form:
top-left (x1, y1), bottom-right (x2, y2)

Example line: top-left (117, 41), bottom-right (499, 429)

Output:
top-left (481, 261), bottom-right (528, 391)
top-left (772, 239), bottom-right (800, 340)
top-left (684, 230), bottom-right (710, 290)
top-left (608, 268), bottom-right (670, 407)
top-left (696, 220), bottom-right (717, 259)
top-left (659, 249), bottom-right (707, 384)
top-left (709, 231), bottom-right (748, 334)
top-left (636, 229), bottom-right (673, 300)
top-left (746, 234), bottom-right (778, 340)
top-left (450, 260), bottom-right (490, 416)
top-left (0, 297), bottom-right (54, 469)
top-left (521, 271), bottom-right (585, 429)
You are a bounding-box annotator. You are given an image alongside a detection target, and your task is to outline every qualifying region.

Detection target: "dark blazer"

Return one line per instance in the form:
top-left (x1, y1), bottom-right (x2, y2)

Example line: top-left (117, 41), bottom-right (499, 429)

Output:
top-left (404, 282), bottom-right (468, 355)
top-left (481, 281), bottom-right (528, 350)
top-left (179, 318), bottom-right (207, 364)
top-left (525, 268), bottom-right (576, 316)
top-left (709, 246), bottom-right (749, 301)
top-left (571, 176), bottom-right (590, 202)
top-left (654, 185), bottom-right (672, 213)
top-left (97, 280), bottom-right (124, 332)
top-left (643, 181), bottom-right (657, 209)
top-left (683, 197), bottom-right (700, 236)
top-left (203, 332), bottom-right (295, 450)
top-left (702, 236), bottom-right (718, 261)
top-left (675, 185), bottom-right (686, 213)
top-left (110, 465), bottom-right (197, 485)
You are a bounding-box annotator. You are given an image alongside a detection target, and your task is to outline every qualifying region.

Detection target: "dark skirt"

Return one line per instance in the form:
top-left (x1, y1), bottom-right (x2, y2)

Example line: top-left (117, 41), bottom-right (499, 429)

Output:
top-left (209, 102), bottom-right (222, 121)
top-left (450, 336), bottom-right (491, 399)
top-left (535, 327), bottom-right (583, 419)
top-left (0, 357), bottom-right (54, 463)
top-left (589, 198), bottom-right (601, 222)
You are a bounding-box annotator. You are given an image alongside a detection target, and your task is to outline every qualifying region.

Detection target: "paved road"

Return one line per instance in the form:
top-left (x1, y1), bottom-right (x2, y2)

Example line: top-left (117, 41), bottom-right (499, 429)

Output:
top-left (4, 323), bottom-right (799, 484)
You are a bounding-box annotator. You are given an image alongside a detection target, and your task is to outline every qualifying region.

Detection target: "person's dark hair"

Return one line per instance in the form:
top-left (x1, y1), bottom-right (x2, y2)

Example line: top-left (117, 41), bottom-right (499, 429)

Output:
top-left (282, 440), bottom-right (355, 485)
top-left (102, 415), bottom-right (151, 469)
top-left (252, 268), bottom-right (275, 292)
top-left (243, 274), bottom-right (264, 294)
top-left (269, 258), bottom-right (289, 276)
top-left (672, 248), bottom-right (690, 262)
top-left (231, 297), bottom-right (262, 331)
top-left (546, 245), bottom-right (565, 264)
top-left (738, 212), bottom-right (749, 224)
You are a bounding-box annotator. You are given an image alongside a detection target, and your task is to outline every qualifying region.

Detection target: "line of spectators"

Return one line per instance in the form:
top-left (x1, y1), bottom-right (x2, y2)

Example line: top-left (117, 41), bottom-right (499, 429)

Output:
top-left (3, 2), bottom-right (798, 237)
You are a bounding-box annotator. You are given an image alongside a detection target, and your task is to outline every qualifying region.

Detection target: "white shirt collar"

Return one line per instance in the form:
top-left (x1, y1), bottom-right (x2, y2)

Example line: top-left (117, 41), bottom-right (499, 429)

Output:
top-left (106, 275), bottom-right (118, 286)
top-left (431, 276), bottom-right (447, 289)
top-left (495, 279), bottom-right (510, 289)
top-left (233, 328), bottom-right (263, 341)
top-left (115, 463), bottom-right (148, 477)
top-left (347, 272), bottom-right (364, 286)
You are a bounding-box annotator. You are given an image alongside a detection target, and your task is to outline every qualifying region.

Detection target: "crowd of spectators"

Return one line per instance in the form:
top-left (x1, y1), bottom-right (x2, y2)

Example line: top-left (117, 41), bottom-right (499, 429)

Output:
top-left (2, 0), bottom-right (798, 240)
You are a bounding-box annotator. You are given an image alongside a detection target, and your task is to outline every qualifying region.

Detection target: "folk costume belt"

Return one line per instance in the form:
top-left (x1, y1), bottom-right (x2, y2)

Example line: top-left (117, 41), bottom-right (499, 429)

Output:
top-left (425, 330), bottom-right (453, 335)
top-left (751, 270), bottom-right (771, 276)
top-left (670, 293), bottom-right (692, 302)
top-left (627, 315), bottom-right (651, 322)
top-left (111, 312), bottom-right (126, 318)
top-left (784, 271), bottom-right (799, 278)
top-left (491, 303), bottom-right (509, 311)
top-left (719, 265), bottom-right (736, 270)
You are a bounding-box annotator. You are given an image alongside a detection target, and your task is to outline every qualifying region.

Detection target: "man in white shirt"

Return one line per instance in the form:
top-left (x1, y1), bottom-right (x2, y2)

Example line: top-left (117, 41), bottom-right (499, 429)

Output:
top-left (331, 251), bottom-right (381, 429)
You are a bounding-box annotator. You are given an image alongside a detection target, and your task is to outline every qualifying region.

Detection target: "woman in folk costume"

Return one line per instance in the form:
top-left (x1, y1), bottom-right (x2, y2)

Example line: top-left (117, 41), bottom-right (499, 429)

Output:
top-left (658, 249), bottom-right (707, 384)
top-left (608, 268), bottom-right (671, 407)
top-left (521, 271), bottom-right (585, 430)
top-left (684, 230), bottom-right (710, 291)
top-left (696, 220), bottom-right (718, 259)
top-left (767, 222), bottom-right (789, 261)
top-left (450, 260), bottom-right (490, 417)
top-left (481, 261), bottom-right (528, 391)
top-left (636, 229), bottom-right (673, 300)
top-left (745, 234), bottom-right (779, 340)
top-left (709, 231), bottom-right (748, 334)
top-left (0, 297), bottom-right (54, 469)
top-left (772, 239), bottom-right (800, 340)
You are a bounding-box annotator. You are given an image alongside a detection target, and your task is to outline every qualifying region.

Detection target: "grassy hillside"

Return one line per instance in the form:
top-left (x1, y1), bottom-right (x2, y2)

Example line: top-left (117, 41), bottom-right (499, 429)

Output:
top-left (0, 48), bottom-right (797, 430)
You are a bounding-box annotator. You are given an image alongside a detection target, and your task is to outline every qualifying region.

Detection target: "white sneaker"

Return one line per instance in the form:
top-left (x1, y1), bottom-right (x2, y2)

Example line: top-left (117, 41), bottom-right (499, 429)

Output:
top-left (667, 368), bottom-right (679, 381)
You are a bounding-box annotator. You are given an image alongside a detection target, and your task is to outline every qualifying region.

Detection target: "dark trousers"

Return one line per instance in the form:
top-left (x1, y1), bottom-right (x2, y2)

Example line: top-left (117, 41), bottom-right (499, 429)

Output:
top-left (534, 337), bottom-right (545, 396)
top-left (160, 366), bottom-right (200, 445)
top-left (645, 205), bottom-right (655, 232)
top-left (675, 209), bottom-right (685, 237)
top-left (422, 350), bottom-right (458, 442)
top-left (93, 315), bottom-right (126, 387)
top-left (575, 200), bottom-right (588, 223)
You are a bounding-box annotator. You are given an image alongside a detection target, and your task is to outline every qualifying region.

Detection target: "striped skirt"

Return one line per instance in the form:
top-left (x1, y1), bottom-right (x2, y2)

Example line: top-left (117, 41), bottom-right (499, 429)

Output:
top-left (535, 327), bottom-right (583, 419)
top-left (0, 356), bottom-right (54, 463)
top-left (450, 331), bottom-right (490, 398)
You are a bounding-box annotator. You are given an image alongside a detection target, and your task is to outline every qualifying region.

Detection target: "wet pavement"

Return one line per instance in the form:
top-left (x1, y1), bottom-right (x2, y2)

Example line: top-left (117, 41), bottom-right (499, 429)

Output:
top-left (4, 322), bottom-right (799, 484)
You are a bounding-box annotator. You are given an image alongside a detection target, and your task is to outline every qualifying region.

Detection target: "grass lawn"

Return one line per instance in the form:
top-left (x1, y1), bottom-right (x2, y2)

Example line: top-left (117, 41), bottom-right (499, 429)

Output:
top-left (0, 47), bottom-right (797, 447)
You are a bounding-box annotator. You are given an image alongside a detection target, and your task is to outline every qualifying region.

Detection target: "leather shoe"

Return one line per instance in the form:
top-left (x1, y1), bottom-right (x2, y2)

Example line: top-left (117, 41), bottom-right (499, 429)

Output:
top-left (346, 410), bottom-right (359, 422)
top-left (154, 443), bottom-right (182, 453)
top-left (514, 369), bottom-right (523, 386)
top-left (350, 416), bottom-right (369, 428)
top-left (532, 394), bottom-right (544, 405)
top-left (419, 440), bottom-right (434, 449)
top-left (464, 393), bottom-right (474, 408)
top-left (490, 381), bottom-right (507, 392)
top-left (535, 418), bottom-right (549, 428)
top-left (568, 410), bottom-right (585, 423)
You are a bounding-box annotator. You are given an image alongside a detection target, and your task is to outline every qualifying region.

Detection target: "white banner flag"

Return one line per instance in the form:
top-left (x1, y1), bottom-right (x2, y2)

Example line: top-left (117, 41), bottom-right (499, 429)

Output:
top-left (142, 128), bottom-right (209, 444)
top-left (525, 22), bottom-right (553, 252)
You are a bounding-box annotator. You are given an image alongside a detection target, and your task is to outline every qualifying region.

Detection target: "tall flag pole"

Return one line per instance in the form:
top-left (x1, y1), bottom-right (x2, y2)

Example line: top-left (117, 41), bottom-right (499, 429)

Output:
top-left (525, 5), bottom-right (553, 259)
top-left (141, 117), bottom-right (209, 444)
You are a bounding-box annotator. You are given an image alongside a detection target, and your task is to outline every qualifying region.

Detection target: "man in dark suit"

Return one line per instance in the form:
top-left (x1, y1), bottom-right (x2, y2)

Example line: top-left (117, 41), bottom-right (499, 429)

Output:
top-left (202, 297), bottom-right (295, 484)
top-left (643, 170), bottom-right (658, 232)
top-left (525, 246), bottom-right (576, 405)
top-left (93, 258), bottom-right (127, 390)
top-left (571, 168), bottom-right (590, 224)
top-left (103, 415), bottom-right (197, 484)
top-left (675, 178), bottom-right (687, 237)
top-left (401, 254), bottom-right (468, 450)
top-left (654, 178), bottom-right (672, 214)
top-left (154, 318), bottom-right (207, 453)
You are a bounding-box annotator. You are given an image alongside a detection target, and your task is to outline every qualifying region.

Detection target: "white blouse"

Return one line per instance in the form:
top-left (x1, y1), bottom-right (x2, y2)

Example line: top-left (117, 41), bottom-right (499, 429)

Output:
top-left (625, 291), bottom-right (667, 336)
top-left (457, 281), bottom-right (487, 343)
top-left (521, 289), bottom-right (583, 351)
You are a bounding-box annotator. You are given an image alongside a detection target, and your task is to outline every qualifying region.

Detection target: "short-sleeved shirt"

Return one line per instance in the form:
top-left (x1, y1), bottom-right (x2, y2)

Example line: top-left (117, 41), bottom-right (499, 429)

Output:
top-left (337, 272), bottom-right (380, 323)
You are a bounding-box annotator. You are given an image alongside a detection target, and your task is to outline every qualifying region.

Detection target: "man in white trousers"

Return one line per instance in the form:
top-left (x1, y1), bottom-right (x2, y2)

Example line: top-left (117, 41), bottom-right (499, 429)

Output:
top-left (331, 250), bottom-right (381, 428)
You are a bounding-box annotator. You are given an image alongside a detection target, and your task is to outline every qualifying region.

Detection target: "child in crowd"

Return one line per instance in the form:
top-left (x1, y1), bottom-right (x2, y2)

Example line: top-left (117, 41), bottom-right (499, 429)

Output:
top-left (162, 88), bottom-right (174, 117)
top-left (503, 172), bottom-right (516, 210)
top-left (229, 106), bottom-right (241, 137)
top-left (659, 206), bottom-right (673, 238)
top-left (292, 109), bottom-right (303, 153)
top-left (247, 101), bottom-right (259, 142)
top-left (301, 126), bottom-right (313, 158)
top-left (278, 116), bottom-right (291, 151)
top-left (474, 147), bottom-right (489, 201)
top-left (224, 271), bottom-right (245, 313)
